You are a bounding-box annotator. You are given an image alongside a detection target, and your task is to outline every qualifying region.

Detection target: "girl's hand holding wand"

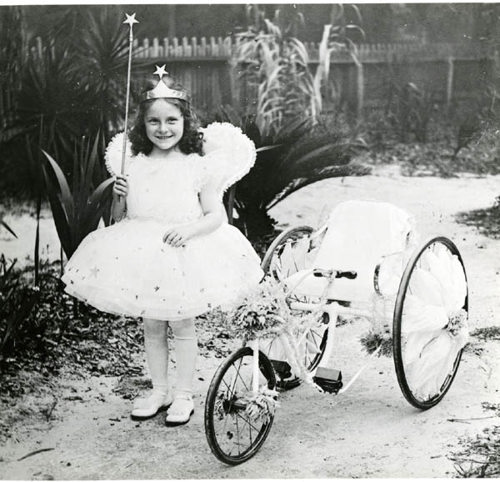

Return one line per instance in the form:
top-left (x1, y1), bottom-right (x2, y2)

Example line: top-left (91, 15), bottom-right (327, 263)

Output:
top-left (113, 174), bottom-right (129, 197)
top-left (111, 175), bottom-right (128, 222)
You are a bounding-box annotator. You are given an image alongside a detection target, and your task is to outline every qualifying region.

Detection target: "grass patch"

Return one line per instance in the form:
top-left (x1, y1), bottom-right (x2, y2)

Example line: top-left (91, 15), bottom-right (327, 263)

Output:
top-left (449, 403), bottom-right (500, 478)
top-left (358, 125), bottom-right (500, 178)
top-left (456, 199), bottom-right (500, 240)
top-left (0, 258), bottom-right (246, 441)
top-left (470, 326), bottom-right (500, 342)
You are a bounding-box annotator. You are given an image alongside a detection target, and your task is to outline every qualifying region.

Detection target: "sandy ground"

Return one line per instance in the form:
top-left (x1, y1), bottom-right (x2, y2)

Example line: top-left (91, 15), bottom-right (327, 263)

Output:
top-left (1, 166), bottom-right (499, 479)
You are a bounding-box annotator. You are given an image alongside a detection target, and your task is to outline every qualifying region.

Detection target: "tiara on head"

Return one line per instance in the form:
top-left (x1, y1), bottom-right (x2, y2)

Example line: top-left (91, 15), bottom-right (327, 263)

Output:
top-left (141, 64), bottom-right (189, 102)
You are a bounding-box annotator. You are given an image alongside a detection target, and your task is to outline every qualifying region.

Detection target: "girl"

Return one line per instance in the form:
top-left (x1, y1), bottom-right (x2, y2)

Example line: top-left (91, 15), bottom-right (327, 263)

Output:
top-left (62, 67), bottom-right (264, 425)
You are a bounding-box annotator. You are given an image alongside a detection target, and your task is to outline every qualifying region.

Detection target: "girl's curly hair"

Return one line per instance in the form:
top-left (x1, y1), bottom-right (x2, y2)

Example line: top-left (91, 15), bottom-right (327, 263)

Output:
top-left (129, 75), bottom-right (204, 156)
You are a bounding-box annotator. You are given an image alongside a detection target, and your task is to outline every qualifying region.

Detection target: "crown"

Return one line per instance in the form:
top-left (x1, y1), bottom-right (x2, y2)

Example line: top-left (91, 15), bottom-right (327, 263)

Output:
top-left (141, 65), bottom-right (189, 102)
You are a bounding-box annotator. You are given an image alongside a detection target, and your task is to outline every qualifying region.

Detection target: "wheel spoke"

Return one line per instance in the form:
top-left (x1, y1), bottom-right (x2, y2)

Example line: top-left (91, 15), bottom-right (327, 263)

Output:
top-left (233, 363), bottom-right (250, 393)
top-left (234, 409), bottom-right (241, 455)
top-left (234, 411), bottom-right (263, 433)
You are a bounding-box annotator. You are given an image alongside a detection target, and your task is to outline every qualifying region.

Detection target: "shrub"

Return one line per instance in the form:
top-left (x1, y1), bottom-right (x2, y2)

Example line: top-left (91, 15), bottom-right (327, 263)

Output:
top-left (213, 106), bottom-right (369, 238)
top-left (42, 133), bottom-right (114, 259)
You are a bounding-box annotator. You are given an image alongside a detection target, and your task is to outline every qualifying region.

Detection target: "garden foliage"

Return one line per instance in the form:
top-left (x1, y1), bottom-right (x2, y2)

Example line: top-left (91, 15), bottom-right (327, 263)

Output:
top-left (314, 4), bottom-right (365, 120)
top-left (0, 5), bottom-right (136, 197)
top-left (215, 106), bottom-right (368, 236)
top-left (223, 6), bottom-right (368, 236)
top-left (0, 256), bottom-right (41, 357)
top-left (234, 5), bottom-right (319, 138)
top-left (42, 134), bottom-right (114, 259)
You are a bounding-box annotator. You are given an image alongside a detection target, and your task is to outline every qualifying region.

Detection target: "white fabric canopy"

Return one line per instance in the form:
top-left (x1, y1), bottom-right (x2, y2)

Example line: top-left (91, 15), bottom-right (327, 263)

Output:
top-left (284, 200), bottom-right (416, 301)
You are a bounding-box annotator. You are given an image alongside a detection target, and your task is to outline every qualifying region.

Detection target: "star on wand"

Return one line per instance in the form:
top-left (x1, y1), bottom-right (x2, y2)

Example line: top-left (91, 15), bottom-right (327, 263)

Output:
top-left (121, 13), bottom-right (139, 175)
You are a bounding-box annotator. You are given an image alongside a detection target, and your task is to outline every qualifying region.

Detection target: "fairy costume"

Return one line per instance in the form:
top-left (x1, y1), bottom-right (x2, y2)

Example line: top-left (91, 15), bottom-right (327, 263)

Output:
top-left (62, 122), bottom-right (264, 320)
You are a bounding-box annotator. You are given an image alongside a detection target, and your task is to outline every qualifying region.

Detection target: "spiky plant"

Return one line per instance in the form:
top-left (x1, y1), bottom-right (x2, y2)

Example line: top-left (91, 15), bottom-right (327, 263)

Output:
top-left (234, 5), bottom-right (319, 138)
top-left (41, 133), bottom-right (114, 260)
top-left (314, 5), bottom-right (365, 121)
top-left (214, 106), bottom-right (368, 238)
top-left (2, 6), bottom-right (142, 191)
top-left (75, 6), bottom-right (147, 142)
top-left (17, 43), bottom-right (90, 171)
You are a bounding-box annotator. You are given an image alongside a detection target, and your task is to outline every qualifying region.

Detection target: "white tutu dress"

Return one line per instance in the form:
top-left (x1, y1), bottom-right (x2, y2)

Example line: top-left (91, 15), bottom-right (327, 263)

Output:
top-left (62, 122), bottom-right (264, 321)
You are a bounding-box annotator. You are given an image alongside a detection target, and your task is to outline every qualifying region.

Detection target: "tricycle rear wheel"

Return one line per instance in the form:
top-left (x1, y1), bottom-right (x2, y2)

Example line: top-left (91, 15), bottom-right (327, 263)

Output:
top-left (393, 236), bottom-right (468, 409)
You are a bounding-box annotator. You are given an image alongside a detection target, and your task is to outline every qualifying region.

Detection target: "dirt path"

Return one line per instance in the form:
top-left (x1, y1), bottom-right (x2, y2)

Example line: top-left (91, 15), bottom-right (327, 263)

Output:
top-left (1, 169), bottom-right (500, 479)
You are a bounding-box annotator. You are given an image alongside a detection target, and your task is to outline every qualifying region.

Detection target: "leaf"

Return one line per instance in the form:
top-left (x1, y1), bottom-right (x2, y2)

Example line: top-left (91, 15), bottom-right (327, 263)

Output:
top-left (1, 220), bottom-right (17, 238)
top-left (0, 126), bottom-right (29, 144)
top-left (34, 196), bottom-right (41, 285)
top-left (41, 150), bottom-right (74, 221)
top-left (290, 143), bottom-right (351, 167)
top-left (80, 178), bottom-right (114, 231)
top-left (267, 165), bottom-right (355, 209)
top-left (256, 144), bottom-right (282, 153)
top-left (41, 160), bottom-right (73, 259)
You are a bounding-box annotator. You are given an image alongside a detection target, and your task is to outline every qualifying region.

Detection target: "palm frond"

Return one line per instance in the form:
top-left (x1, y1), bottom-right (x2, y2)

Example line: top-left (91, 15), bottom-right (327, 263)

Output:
top-left (268, 163), bottom-right (370, 209)
top-left (1, 220), bottom-right (17, 238)
top-left (41, 150), bottom-right (74, 258)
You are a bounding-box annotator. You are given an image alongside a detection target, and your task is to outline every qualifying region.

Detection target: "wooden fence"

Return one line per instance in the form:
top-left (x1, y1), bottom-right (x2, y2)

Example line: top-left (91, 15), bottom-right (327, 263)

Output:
top-left (131, 36), bottom-right (492, 63)
top-left (128, 36), bottom-right (495, 116)
top-left (25, 36), bottom-right (497, 118)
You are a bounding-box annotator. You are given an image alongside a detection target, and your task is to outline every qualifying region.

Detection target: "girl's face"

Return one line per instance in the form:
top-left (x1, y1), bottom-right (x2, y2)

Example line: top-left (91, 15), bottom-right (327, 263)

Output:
top-left (144, 99), bottom-right (184, 154)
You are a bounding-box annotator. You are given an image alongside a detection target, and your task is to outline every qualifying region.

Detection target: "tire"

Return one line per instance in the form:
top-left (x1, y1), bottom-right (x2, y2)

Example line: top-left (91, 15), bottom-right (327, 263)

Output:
top-left (261, 225), bottom-right (328, 390)
top-left (205, 347), bottom-right (277, 465)
top-left (262, 313), bottom-right (329, 390)
top-left (393, 236), bottom-right (468, 410)
top-left (261, 225), bottom-right (314, 280)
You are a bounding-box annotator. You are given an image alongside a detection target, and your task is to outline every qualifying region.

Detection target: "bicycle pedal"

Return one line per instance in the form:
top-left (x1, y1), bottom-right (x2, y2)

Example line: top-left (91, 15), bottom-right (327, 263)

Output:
top-left (270, 359), bottom-right (292, 379)
top-left (313, 367), bottom-right (343, 394)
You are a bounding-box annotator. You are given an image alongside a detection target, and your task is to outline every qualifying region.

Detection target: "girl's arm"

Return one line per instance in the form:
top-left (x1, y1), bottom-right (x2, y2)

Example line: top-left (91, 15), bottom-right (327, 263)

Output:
top-left (111, 175), bottom-right (128, 222)
top-left (163, 183), bottom-right (223, 247)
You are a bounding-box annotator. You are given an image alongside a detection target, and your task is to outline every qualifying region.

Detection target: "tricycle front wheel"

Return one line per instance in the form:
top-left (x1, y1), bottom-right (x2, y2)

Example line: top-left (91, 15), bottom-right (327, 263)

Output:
top-left (204, 347), bottom-right (277, 465)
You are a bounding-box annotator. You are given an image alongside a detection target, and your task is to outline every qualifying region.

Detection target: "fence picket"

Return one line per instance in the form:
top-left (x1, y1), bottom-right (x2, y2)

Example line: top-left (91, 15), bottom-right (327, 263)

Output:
top-left (201, 37), bottom-right (207, 57)
top-left (152, 37), bottom-right (159, 57)
top-left (210, 36), bottom-right (217, 57)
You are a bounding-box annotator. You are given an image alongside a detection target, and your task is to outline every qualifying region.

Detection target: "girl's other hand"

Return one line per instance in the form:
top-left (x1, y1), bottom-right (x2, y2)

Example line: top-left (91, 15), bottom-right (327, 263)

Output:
top-left (113, 174), bottom-right (129, 197)
top-left (163, 225), bottom-right (195, 248)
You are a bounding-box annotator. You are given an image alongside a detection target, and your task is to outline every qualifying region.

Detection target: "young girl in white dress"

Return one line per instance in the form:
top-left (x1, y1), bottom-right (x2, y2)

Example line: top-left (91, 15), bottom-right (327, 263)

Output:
top-left (62, 67), bottom-right (264, 425)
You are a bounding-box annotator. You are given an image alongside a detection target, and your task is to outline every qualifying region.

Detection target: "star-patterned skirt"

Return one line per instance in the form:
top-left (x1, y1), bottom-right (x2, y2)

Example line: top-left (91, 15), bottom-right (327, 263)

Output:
top-left (62, 218), bottom-right (263, 321)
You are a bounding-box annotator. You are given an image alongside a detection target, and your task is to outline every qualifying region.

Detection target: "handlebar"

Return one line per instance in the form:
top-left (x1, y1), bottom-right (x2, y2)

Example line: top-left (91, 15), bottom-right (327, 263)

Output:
top-left (313, 268), bottom-right (357, 280)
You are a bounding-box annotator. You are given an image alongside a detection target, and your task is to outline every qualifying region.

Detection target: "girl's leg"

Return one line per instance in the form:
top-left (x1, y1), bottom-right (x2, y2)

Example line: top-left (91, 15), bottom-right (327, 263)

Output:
top-left (131, 318), bottom-right (171, 419)
top-left (166, 318), bottom-right (197, 425)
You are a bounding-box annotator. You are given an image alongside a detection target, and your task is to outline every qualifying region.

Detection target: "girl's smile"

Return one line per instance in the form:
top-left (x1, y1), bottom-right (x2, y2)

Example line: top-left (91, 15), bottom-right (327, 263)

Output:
top-left (145, 99), bottom-right (184, 155)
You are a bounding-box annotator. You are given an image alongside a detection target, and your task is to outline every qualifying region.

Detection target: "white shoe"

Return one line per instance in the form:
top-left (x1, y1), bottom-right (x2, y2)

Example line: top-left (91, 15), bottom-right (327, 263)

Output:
top-left (131, 391), bottom-right (172, 420)
top-left (165, 395), bottom-right (194, 426)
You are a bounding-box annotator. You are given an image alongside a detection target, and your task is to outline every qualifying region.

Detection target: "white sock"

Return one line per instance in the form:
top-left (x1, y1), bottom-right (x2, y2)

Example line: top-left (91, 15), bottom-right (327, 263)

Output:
top-left (169, 318), bottom-right (197, 398)
top-left (143, 318), bottom-right (169, 396)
